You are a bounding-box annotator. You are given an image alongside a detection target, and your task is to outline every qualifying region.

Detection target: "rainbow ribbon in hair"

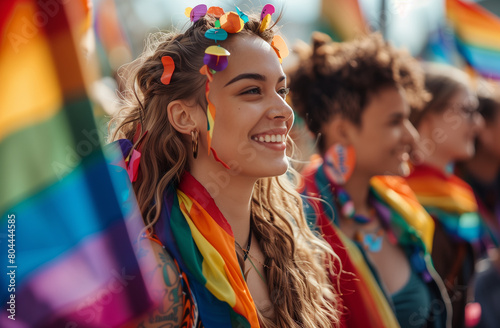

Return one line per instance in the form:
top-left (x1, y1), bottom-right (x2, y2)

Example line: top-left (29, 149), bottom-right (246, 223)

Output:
top-left (190, 4), bottom-right (287, 159)
top-left (188, 5), bottom-right (244, 155)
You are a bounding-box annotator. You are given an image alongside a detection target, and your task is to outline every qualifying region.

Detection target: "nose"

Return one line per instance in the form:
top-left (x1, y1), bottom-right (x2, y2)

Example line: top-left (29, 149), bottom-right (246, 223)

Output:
top-left (403, 119), bottom-right (420, 145)
top-left (472, 111), bottom-right (485, 132)
top-left (267, 96), bottom-right (294, 128)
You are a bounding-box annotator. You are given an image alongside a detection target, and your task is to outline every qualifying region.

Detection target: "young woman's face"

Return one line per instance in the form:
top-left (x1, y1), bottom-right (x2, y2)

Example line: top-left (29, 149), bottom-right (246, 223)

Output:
top-left (416, 88), bottom-right (483, 164)
top-left (348, 86), bottom-right (418, 177)
top-left (204, 35), bottom-right (294, 178)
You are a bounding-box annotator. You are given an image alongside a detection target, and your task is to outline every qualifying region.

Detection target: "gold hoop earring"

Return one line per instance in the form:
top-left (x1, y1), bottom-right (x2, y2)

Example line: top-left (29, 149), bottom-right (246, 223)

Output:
top-left (191, 130), bottom-right (199, 159)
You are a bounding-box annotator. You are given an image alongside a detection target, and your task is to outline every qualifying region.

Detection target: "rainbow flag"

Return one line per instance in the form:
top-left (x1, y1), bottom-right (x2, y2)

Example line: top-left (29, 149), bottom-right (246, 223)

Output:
top-left (93, 0), bottom-right (132, 78)
top-left (446, 0), bottom-right (500, 79)
top-left (423, 24), bottom-right (458, 66)
top-left (320, 0), bottom-right (369, 41)
top-left (0, 1), bottom-right (158, 326)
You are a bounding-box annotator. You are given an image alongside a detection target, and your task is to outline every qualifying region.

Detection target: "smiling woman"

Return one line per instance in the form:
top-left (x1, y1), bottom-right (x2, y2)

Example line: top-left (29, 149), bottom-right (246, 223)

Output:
top-left (289, 32), bottom-right (451, 328)
top-left (193, 34), bottom-right (293, 180)
top-left (406, 64), bottom-right (486, 328)
top-left (108, 4), bottom-right (340, 328)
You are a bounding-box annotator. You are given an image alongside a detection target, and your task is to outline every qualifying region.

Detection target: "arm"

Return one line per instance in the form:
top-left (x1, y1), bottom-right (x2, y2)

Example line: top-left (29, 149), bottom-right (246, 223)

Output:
top-left (133, 238), bottom-right (183, 328)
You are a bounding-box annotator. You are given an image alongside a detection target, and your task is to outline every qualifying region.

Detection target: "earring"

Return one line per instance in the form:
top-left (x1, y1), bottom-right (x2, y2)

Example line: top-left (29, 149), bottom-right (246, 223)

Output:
top-left (191, 130), bottom-right (199, 159)
top-left (323, 143), bottom-right (356, 185)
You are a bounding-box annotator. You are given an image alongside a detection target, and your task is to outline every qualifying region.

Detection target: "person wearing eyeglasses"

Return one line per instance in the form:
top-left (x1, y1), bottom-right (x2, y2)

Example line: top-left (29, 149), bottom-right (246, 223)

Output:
top-left (455, 90), bottom-right (500, 328)
top-left (406, 63), bottom-right (485, 328)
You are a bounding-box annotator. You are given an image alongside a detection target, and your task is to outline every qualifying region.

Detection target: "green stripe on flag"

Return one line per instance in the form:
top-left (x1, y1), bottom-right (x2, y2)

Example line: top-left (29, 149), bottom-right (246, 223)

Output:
top-left (0, 97), bottom-right (103, 214)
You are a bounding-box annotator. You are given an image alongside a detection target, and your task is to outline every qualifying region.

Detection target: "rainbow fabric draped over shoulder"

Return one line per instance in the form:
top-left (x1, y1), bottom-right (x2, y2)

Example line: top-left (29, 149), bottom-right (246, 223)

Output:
top-left (154, 171), bottom-right (259, 328)
top-left (406, 164), bottom-right (483, 244)
top-left (370, 176), bottom-right (435, 253)
top-left (0, 1), bottom-right (159, 326)
top-left (299, 157), bottom-right (400, 328)
top-left (446, 0), bottom-right (500, 79)
top-left (300, 156), bottom-right (439, 327)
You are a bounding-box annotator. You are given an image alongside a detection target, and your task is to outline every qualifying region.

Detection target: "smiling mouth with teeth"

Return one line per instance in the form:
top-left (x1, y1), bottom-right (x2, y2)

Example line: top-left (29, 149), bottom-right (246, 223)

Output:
top-left (252, 134), bottom-right (286, 143)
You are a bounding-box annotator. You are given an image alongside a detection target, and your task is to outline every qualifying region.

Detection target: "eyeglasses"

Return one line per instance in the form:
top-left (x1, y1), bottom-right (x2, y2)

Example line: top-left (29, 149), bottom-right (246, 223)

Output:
top-left (446, 100), bottom-right (480, 120)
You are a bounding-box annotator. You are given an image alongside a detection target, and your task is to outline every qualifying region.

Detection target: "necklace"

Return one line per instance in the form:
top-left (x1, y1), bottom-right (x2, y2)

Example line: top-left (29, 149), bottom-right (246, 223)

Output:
top-left (353, 198), bottom-right (399, 253)
top-left (235, 225), bottom-right (252, 261)
top-left (336, 187), bottom-right (375, 224)
top-left (355, 227), bottom-right (384, 252)
top-left (235, 225), bottom-right (268, 284)
top-left (335, 187), bottom-right (398, 253)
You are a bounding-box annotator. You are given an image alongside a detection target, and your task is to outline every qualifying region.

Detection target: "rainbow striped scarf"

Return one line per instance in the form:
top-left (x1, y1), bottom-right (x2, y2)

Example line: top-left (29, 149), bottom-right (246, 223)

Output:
top-left (300, 156), bottom-right (441, 327)
top-left (155, 171), bottom-right (259, 328)
top-left (406, 164), bottom-right (483, 244)
top-left (0, 2), bottom-right (158, 326)
top-left (300, 158), bottom-right (399, 328)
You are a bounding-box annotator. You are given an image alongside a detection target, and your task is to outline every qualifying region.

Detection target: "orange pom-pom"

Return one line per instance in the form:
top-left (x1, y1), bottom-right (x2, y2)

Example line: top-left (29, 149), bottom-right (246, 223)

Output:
top-left (220, 11), bottom-right (244, 33)
top-left (207, 6), bottom-right (224, 18)
top-left (271, 35), bottom-right (289, 63)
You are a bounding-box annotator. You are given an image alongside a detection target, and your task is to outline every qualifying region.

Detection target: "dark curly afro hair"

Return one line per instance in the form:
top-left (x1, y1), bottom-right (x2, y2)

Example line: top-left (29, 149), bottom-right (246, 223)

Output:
top-left (287, 32), bottom-right (429, 153)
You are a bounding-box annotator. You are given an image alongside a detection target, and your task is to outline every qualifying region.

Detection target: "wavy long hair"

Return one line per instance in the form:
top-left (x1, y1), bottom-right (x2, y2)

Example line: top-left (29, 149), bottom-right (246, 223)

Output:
top-left (109, 12), bottom-right (341, 328)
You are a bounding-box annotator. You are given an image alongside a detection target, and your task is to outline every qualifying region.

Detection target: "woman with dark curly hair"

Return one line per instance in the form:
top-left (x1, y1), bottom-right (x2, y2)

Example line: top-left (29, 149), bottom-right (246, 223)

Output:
top-left (289, 33), bottom-right (451, 328)
top-left (109, 5), bottom-right (342, 328)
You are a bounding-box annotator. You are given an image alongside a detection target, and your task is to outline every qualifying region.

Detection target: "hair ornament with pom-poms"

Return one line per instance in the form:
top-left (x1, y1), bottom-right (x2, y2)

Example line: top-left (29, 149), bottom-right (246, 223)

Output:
top-left (185, 4), bottom-right (287, 163)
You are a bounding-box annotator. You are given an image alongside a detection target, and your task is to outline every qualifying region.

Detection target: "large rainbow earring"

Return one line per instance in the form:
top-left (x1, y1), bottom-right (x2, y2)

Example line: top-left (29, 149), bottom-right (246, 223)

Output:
top-left (323, 143), bottom-right (356, 185)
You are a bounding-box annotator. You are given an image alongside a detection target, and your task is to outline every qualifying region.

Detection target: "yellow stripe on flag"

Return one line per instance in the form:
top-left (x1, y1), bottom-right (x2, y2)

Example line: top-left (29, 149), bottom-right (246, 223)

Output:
top-left (0, 3), bottom-right (63, 142)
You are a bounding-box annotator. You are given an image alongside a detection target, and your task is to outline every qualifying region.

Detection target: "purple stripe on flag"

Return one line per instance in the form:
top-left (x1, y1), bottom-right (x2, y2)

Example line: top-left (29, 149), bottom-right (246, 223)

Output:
top-left (0, 218), bottom-right (154, 327)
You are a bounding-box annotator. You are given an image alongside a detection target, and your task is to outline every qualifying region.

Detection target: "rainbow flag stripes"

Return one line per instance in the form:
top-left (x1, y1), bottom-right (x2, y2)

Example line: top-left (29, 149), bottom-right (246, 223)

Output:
top-left (446, 0), bottom-right (500, 79)
top-left (0, 1), bottom-right (158, 326)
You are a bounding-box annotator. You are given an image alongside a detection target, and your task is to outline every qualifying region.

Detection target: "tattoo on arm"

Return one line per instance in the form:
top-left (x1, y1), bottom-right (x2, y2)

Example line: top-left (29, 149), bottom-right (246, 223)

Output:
top-left (136, 245), bottom-right (183, 327)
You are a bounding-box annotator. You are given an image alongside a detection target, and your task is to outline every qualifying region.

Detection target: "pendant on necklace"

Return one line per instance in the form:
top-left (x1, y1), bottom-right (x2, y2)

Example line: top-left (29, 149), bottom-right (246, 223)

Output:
top-left (356, 229), bottom-right (384, 252)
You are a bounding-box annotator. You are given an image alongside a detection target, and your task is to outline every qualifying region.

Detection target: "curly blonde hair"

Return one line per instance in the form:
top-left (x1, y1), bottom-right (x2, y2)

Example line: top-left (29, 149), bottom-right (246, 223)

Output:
top-left (109, 12), bottom-right (341, 328)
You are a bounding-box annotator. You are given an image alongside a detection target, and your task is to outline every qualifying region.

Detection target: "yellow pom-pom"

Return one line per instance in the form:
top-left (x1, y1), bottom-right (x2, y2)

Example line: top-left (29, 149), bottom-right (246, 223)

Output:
top-left (259, 14), bottom-right (271, 33)
top-left (205, 45), bottom-right (231, 56)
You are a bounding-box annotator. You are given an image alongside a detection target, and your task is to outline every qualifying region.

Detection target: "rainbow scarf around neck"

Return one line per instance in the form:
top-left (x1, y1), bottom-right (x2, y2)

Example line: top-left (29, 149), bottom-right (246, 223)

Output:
top-left (300, 158), bottom-right (400, 328)
top-left (406, 164), bottom-right (483, 244)
top-left (300, 156), bottom-right (438, 327)
top-left (155, 171), bottom-right (259, 328)
top-left (370, 176), bottom-right (435, 254)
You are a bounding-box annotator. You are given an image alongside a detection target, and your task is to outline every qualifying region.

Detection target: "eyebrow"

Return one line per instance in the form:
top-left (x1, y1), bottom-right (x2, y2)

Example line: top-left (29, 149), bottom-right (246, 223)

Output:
top-left (388, 112), bottom-right (406, 120)
top-left (224, 73), bottom-right (286, 87)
